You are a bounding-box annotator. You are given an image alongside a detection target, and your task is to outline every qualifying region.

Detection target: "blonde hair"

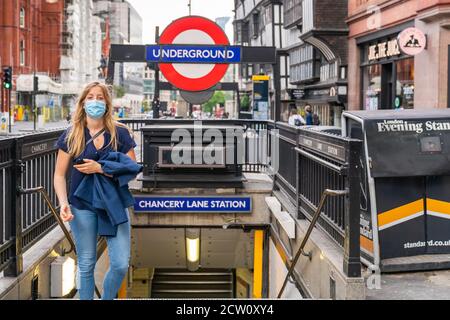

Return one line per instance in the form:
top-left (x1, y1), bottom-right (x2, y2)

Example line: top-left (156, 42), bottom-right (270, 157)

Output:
top-left (65, 81), bottom-right (133, 158)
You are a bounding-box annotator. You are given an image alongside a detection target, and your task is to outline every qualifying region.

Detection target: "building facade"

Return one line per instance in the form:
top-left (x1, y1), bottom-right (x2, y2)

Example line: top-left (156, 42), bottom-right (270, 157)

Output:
top-left (347, 0), bottom-right (450, 110)
top-left (94, 0), bottom-right (144, 91)
top-left (234, 0), bottom-right (349, 125)
top-left (0, 0), bottom-right (64, 113)
top-left (0, 0), bottom-right (64, 78)
top-left (283, 0), bottom-right (349, 126)
top-left (234, 0), bottom-right (286, 120)
top-left (61, 0), bottom-right (103, 96)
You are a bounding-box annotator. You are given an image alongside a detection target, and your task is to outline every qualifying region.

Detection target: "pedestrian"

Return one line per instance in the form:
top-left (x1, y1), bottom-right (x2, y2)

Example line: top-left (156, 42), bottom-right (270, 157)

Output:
top-left (66, 112), bottom-right (71, 124)
top-left (305, 105), bottom-right (320, 125)
top-left (288, 104), bottom-right (305, 126)
top-left (53, 81), bottom-right (141, 300)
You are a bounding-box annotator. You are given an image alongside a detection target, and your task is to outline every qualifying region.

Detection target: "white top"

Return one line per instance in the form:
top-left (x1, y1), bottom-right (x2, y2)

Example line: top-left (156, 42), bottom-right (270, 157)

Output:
top-left (288, 114), bottom-right (306, 126)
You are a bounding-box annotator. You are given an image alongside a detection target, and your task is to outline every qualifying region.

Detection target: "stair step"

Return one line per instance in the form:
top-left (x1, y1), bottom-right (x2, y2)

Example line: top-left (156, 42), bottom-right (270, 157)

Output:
top-left (155, 272), bottom-right (231, 276)
top-left (149, 269), bottom-right (234, 299)
top-left (153, 281), bottom-right (232, 285)
top-left (152, 289), bottom-right (233, 294)
top-left (152, 292), bottom-right (233, 299)
top-left (154, 275), bottom-right (232, 282)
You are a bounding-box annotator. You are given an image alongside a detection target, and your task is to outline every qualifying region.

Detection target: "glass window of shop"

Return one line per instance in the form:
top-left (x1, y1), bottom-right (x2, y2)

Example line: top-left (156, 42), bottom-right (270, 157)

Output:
top-left (361, 37), bottom-right (414, 110)
top-left (362, 64), bottom-right (381, 110)
top-left (395, 58), bottom-right (415, 109)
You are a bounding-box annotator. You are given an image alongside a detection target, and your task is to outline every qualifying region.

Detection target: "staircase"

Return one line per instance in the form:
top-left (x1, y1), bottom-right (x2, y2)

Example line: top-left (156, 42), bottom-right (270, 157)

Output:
top-left (151, 269), bottom-right (234, 298)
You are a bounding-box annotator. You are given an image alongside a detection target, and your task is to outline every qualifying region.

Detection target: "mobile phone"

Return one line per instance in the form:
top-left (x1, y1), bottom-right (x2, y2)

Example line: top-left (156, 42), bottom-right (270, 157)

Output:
top-left (74, 159), bottom-right (85, 165)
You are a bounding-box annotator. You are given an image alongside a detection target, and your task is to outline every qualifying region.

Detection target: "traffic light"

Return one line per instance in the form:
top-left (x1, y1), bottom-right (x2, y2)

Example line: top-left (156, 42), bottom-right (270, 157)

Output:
top-left (2, 67), bottom-right (12, 90)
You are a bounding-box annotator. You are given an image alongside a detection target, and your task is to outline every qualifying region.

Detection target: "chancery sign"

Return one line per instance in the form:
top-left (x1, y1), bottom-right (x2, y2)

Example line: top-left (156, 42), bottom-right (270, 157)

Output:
top-left (134, 196), bottom-right (252, 213)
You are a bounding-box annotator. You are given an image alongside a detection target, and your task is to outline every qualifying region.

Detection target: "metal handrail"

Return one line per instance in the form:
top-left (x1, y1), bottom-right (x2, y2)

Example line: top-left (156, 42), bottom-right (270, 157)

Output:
top-left (18, 186), bottom-right (103, 299)
top-left (277, 189), bottom-right (348, 299)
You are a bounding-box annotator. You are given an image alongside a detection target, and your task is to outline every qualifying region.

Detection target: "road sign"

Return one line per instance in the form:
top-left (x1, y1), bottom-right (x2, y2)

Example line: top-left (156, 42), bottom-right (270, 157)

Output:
top-left (151, 16), bottom-right (238, 92)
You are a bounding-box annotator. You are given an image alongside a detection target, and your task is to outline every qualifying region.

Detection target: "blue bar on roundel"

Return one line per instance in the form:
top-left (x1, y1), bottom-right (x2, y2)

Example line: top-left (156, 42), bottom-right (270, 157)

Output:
top-left (146, 45), bottom-right (242, 64)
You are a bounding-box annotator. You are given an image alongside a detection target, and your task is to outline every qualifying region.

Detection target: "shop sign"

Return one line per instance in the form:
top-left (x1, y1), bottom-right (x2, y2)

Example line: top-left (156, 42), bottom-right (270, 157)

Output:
top-left (311, 89), bottom-right (330, 97)
top-left (252, 75), bottom-right (269, 120)
top-left (368, 39), bottom-right (401, 62)
top-left (288, 89), bottom-right (305, 100)
top-left (398, 27), bottom-right (426, 56)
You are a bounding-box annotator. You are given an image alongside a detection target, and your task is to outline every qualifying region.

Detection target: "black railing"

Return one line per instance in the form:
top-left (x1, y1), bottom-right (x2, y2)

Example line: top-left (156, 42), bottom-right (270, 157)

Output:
top-left (273, 122), bottom-right (301, 204)
top-left (0, 137), bottom-right (15, 273)
top-left (0, 129), bottom-right (65, 276)
top-left (0, 120), bottom-right (363, 279)
top-left (118, 118), bottom-right (272, 173)
top-left (297, 126), bottom-right (362, 277)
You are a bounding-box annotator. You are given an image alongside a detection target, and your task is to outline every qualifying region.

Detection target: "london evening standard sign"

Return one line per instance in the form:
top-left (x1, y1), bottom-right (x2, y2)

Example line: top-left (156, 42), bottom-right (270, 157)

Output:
top-left (146, 45), bottom-right (241, 64)
top-left (134, 196), bottom-right (252, 213)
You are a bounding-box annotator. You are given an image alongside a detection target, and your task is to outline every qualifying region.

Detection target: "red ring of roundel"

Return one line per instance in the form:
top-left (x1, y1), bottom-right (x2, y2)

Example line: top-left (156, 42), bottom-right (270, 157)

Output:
top-left (159, 16), bottom-right (230, 92)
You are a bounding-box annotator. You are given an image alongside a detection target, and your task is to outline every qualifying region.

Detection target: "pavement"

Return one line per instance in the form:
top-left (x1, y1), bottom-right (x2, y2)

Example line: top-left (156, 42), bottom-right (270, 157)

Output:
top-left (364, 268), bottom-right (450, 300)
top-left (0, 120), bottom-right (69, 134)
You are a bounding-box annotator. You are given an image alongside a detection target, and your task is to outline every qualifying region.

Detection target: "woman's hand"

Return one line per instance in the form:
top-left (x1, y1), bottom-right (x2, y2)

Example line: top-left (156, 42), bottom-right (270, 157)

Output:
top-left (60, 204), bottom-right (74, 222)
top-left (74, 159), bottom-right (103, 175)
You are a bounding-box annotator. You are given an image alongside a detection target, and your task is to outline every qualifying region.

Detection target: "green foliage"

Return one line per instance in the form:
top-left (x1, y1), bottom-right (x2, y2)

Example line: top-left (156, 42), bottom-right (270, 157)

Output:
top-left (240, 94), bottom-right (250, 111)
top-left (203, 91), bottom-right (225, 114)
top-left (113, 85), bottom-right (125, 98)
top-left (142, 100), bottom-right (150, 112)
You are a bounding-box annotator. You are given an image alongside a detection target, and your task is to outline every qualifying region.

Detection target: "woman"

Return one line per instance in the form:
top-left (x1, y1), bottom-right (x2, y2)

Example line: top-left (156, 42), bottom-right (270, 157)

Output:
top-left (54, 82), bottom-right (137, 300)
top-left (288, 104), bottom-right (305, 126)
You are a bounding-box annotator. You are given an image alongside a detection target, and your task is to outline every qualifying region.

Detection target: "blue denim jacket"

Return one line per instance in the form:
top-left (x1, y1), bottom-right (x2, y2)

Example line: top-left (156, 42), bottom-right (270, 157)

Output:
top-left (73, 152), bottom-right (143, 236)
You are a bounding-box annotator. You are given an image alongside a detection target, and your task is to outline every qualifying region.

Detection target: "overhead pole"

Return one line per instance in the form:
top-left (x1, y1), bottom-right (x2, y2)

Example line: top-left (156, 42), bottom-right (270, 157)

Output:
top-left (188, 0), bottom-right (192, 16)
top-left (153, 26), bottom-right (160, 119)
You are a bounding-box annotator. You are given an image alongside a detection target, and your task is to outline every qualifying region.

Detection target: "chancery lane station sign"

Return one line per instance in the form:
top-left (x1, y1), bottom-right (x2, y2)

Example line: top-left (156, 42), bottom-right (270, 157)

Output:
top-left (134, 196), bottom-right (252, 213)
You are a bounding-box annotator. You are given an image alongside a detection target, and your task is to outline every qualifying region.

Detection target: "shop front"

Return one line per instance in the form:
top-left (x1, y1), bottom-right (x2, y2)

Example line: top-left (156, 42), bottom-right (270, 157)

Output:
top-left (358, 22), bottom-right (416, 111)
top-left (287, 85), bottom-right (347, 127)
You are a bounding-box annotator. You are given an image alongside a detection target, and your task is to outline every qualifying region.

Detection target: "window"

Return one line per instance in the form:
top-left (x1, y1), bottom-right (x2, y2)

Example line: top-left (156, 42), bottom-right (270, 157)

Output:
top-left (20, 8), bottom-right (25, 28)
top-left (289, 45), bottom-right (318, 83)
top-left (395, 58), bottom-right (415, 109)
top-left (252, 12), bottom-right (260, 38)
top-left (283, 0), bottom-right (302, 28)
top-left (20, 40), bottom-right (25, 66)
top-left (362, 64), bottom-right (381, 110)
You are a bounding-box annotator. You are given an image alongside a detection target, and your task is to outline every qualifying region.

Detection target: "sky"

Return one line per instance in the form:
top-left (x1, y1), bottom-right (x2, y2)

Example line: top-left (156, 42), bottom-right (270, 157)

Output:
top-left (126, 0), bottom-right (235, 44)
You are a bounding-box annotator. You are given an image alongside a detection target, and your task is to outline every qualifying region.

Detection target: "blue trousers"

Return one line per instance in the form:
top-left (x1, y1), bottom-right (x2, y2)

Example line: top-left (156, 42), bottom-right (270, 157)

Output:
top-left (69, 206), bottom-right (130, 300)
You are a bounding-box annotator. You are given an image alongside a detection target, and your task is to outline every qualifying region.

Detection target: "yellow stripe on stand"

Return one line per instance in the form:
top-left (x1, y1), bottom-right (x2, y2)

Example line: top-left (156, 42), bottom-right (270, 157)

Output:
top-left (253, 230), bottom-right (264, 299)
top-left (378, 200), bottom-right (424, 229)
top-left (427, 199), bottom-right (450, 217)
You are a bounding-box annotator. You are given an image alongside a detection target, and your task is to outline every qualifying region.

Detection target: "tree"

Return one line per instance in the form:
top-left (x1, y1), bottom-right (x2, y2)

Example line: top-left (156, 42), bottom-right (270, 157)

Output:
top-left (113, 85), bottom-right (125, 98)
top-left (142, 100), bottom-right (150, 112)
top-left (203, 91), bottom-right (225, 114)
top-left (240, 94), bottom-right (250, 111)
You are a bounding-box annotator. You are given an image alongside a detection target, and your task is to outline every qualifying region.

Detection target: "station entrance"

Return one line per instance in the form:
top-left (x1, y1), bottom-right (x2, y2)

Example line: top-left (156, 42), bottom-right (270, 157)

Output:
top-left (129, 227), bottom-right (259, 299)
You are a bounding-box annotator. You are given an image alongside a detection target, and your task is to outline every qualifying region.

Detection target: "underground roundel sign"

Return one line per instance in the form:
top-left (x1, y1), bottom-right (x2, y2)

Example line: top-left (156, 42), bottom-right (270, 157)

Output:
top-left (146, 16), bottom-right (241, 92)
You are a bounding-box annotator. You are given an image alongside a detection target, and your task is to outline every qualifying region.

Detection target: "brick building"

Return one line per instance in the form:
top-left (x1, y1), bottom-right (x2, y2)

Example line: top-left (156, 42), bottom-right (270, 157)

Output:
top-left (0, 0), bottom-right (64, 114)
top-left (0, 0), bottom-right (64, 81)
top-left (347, 0), bottom-right (450, 110)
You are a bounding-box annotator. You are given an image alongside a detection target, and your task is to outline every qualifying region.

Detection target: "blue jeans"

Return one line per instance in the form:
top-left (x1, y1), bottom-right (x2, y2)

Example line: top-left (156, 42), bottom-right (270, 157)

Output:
top-left (69, 206), bottom-right (130, 300)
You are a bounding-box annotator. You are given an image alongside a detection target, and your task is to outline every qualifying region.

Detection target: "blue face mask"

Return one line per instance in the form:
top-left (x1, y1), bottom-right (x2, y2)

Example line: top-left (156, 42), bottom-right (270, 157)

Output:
top-left (84, 100), bottom-right (106, 119)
